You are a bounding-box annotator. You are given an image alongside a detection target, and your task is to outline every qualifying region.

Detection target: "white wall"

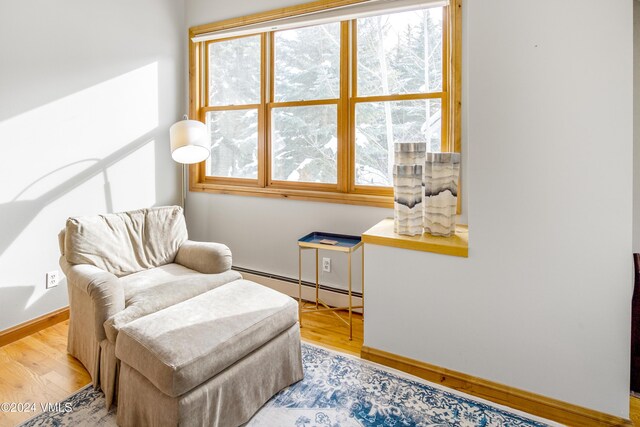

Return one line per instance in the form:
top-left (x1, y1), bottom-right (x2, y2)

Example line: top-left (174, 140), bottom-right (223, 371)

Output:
top-left (186, 0), bottom-right (305, 27)
top-left (186, 193), bottom-right (383, 292)
top-left (186, 0), bottom-right (633, 418)
top-left (0, 0), bottom-right (185, 330)
top-left (366, 0), bottom-right (632, 418)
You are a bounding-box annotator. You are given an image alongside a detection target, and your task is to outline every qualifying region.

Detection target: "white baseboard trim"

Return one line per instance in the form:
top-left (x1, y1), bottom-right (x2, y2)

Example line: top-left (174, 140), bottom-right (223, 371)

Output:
top-left (239, 270), bottom-right (363, 314)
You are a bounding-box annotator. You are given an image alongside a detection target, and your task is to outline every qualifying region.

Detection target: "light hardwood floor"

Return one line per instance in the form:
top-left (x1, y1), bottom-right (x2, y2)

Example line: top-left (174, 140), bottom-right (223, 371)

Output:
top-left (1, 308), bottom-right (638, 426)
top-left (0, 305), bottom-right (363, 427)
top-left (0, 320), bottom-right (91, 427)
top-left (632, 396), bottom-right (640, 426)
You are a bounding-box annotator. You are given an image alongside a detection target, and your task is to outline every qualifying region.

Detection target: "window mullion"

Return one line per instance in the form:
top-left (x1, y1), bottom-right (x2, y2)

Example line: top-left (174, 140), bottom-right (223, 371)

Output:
top-left (442, 4), bottom-right (450, 152)
top-left (265, 31), bottom-right (274, 187)
top-left (336, 21), bottom-right (350, 193)
top-left (348, 19), bottom-right (358, 193)
top-left (258, 32), bottom-right (268, 188)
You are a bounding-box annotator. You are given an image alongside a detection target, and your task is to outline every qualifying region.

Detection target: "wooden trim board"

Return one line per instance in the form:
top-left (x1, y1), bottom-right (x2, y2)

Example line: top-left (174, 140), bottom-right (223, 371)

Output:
top-left (361, 346), bottom-right (632, 427)
top-left (362, 218), bottom-right (469, 257)
top-left (0, 307), bottom-right (69, 347)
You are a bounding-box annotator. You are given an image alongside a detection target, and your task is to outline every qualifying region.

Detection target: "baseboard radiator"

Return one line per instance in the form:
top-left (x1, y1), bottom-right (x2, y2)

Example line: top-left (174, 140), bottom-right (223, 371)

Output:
top-left (233, 266), bottom-right (362, 312)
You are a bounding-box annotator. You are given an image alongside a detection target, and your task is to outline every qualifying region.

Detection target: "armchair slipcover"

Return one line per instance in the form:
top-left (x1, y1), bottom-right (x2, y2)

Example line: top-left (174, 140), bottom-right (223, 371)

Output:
top-left (59, 206), bottom-right (242, 407)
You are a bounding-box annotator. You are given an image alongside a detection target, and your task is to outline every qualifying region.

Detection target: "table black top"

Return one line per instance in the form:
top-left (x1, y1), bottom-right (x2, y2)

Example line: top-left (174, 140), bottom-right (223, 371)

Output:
top-left (298, 231), bottom-right (361, 249)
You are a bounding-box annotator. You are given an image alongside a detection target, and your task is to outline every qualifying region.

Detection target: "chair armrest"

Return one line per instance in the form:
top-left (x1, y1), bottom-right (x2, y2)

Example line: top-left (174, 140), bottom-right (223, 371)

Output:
top-left (60, 256), bottom-right (124, 341)
top-left (175, 240), bottom-right (232, 274)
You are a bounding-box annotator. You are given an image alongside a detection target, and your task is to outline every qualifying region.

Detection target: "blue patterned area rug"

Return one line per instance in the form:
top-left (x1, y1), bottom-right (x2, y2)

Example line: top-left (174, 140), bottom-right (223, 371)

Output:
top-left (20, 343), bottom-right (560, 427)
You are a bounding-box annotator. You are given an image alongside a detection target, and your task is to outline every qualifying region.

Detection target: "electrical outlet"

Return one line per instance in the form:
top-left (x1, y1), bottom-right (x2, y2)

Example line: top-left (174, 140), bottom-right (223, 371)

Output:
top-left (46, 270), bottom-right (59, 289)
top-left (322, 257), bottom-right (331, 273)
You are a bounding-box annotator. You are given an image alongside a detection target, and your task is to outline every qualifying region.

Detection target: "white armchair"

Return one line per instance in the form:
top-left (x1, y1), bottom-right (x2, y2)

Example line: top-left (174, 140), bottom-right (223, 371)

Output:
top-left (59, 206), bottom-right (241, 407)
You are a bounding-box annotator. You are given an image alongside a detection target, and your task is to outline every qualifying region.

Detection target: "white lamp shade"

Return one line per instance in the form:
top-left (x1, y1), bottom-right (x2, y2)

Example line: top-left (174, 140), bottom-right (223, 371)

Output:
top-left (170, 119), bottom-right (210, 164)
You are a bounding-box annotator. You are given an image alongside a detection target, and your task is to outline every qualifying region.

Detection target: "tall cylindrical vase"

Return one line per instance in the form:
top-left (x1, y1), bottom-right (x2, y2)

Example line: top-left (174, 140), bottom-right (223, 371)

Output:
top-left (393, 164), bottom-right (423, 236)
top-left (393, 143), bottom-right (426, 236)
top-left (423, 152), bottom-right (461, 237)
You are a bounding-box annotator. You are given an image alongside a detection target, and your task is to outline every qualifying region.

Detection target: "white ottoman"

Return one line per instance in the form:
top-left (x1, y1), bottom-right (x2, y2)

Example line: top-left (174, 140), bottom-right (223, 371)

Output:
top-left (115, 279), bottom-right (303, 427)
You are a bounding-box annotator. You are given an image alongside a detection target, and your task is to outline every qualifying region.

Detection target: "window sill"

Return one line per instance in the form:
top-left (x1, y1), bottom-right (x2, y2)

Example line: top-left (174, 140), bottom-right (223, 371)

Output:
top-left (362, 218), bottom-right (468, 257)
top-left (190, 181), bottom-right (394, 208)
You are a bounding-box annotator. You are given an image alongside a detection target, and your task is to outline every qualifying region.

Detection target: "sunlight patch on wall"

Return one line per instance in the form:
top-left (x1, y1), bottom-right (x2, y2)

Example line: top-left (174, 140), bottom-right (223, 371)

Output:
top-left (0, 62), bottom-right (159, 204)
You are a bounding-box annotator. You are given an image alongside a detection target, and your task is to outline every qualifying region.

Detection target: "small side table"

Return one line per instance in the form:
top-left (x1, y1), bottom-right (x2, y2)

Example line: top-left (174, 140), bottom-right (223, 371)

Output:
top-left (297, 232), bottom-right (364, 340)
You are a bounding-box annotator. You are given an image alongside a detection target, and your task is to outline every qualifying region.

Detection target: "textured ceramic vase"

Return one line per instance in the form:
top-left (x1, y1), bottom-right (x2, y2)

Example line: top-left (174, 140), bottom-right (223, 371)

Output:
top-left (394, 142), bottom-right (426, 166)
top-left (393, 164), bottom-right (423, 236)
top-left (393, 143), bottom-right (426, 236)
top-left (423, 152), bottom-right (461, 237)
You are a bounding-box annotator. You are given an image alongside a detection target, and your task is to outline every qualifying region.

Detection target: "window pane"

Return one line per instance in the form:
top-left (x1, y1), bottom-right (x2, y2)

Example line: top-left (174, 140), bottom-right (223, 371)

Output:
top-left (208, 36), bottom-right (260, 106)
top-left (206, 109), bottom-right (258, 179)
top-left (272, 105), bottom-right (337, 183)
top-left (357, 7), bottom-right (443, 97)
top-left (355, 99), bottom-right (441, 186)
top-left (274, 23), bottom-right (341, 102)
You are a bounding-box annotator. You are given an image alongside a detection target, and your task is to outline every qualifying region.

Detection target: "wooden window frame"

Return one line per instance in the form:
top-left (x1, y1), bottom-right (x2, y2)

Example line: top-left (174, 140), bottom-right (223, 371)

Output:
top-left (189, 0), bottom-right (462, 209)
top-left (199, 33), bottom-right (266, 188)
top-left (267, 27), bottom-right (343, 193)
